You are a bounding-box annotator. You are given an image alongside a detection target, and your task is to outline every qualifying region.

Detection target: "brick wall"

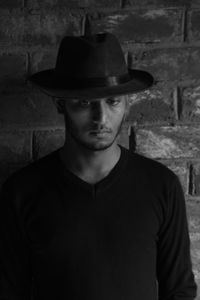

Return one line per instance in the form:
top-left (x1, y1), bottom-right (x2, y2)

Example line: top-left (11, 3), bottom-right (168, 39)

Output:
top-left (0, 0), bottom-right (200, 298)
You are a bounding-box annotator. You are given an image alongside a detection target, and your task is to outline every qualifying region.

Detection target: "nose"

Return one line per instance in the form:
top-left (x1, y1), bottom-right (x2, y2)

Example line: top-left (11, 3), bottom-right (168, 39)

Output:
top-left (92, 101), bottom-right (107, 125)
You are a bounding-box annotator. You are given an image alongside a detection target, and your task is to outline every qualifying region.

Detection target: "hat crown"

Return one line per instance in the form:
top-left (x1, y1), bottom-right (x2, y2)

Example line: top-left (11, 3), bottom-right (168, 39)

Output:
top-left (55, 33), bottom-right (128, 79)
top-left (28, 32), bottom-right (154, 99)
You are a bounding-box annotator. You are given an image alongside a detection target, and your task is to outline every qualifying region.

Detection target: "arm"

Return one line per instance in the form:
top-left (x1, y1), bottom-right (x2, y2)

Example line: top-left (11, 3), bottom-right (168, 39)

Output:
top-left (156, 174), bottom-right (197, 300)
top-left (0, 179), bottom-right (33, 300)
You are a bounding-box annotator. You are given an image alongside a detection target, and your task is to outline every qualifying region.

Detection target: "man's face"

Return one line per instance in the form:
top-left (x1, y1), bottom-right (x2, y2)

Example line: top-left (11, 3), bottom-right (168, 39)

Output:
top-left (55, 95), bottom-right (129, 151)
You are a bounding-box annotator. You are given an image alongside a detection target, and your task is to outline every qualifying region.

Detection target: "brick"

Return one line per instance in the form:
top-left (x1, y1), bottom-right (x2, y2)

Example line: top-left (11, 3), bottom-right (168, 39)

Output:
top-left (0, 53), bottom-right (27, 92)
top-left (33, 129), bottom-right (65, 159)
top-left (29, 49), bottom-right (57, 76)
top-left (194, 278), bottom-right (200, 300)
top-left (87, 0), bottom-right (121, 7)
top-left (25, 11), bottom-right (83, 45)
top-left (134, 125), bottom-right (200, 159)
top-left (194, 276), bottom-right (200, 300)
top-left (0, 0), bottom-right (23, 9)
top-left (0, 12), bottom-right (24, 47)
top-left (0, 10), bottom-right (82, 47)
top-left (0, 131), bottom-right (32, 163)
top-left (127, 83), bottom-right (175, 124)
top-left (123, 0), bottom-right (192, 7)
top-left (188, 10), bottom-right (200, 43)
top-left (27, 0), bottom-right (83, 8)
top-left (160, 160), bottom-right (188, 193)
top-left (88, 9), bottom-right (183, 43)
top-left (0, 92), bottom-right (64, 129)
top-left (129, 47), bottom-right (200, 82)
top-left (117, 123), bottom-right (130, 149)
top-left (187, 200), bottom-right (200, 292)
top-left (27, 0), bottom-right (120, 9)
top-left (181, 86), bottom-right (200, 122)
top-left (186, 201), bottom-right (200, 238)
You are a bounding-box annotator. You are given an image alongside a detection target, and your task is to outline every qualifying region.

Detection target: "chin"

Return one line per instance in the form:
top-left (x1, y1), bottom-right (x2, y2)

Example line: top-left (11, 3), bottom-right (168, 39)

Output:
top-left (84, 143), bottom-right (113, 151)
top-left (80, 139), bottom-right (116, 152)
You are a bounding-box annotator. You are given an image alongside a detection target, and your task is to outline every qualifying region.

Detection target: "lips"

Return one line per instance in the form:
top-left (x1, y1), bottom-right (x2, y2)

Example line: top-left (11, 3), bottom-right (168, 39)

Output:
top-left (89, 130), bottom-right (111, 137)
top-left (90, 131), bottom-right (110, 134)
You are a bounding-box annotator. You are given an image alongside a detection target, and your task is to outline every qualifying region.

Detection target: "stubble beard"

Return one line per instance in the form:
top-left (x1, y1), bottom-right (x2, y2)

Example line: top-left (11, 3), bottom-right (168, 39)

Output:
top-left (64, 114), bottom-right (126, 152)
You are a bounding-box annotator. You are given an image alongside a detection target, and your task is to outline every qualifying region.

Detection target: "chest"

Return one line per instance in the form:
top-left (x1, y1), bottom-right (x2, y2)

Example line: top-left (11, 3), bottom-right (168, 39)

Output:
top-left (25, 181), bottom-right (161, 267)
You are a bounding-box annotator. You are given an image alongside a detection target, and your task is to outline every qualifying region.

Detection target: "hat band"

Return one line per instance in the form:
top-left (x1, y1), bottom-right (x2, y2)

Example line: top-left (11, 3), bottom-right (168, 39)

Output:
top-left (56, 73), bottom-right (131, 89)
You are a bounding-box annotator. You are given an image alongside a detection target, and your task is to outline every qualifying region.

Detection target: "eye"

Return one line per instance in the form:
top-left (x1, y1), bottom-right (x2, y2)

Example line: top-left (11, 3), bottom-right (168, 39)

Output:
top-left (79, 99), bottom-right (91, 107)
top-left (69, 99), bottom-right (91, 108)
top-left (106, 98), bottom-right (121, 106)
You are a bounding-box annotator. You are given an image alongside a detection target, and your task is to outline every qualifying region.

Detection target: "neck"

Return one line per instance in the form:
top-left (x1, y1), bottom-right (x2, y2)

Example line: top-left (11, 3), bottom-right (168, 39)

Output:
top-left (59, 137), bottom-right (121, 184)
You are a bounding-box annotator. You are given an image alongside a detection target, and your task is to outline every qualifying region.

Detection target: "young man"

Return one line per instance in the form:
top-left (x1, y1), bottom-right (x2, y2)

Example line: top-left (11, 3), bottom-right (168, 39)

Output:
top-left (0, 33), bottom-right (197, 300)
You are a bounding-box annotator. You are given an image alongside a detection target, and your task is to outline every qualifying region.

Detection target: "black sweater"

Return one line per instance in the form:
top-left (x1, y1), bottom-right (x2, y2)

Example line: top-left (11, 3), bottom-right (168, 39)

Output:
top-left (0, 146), bottom-right (197, 300)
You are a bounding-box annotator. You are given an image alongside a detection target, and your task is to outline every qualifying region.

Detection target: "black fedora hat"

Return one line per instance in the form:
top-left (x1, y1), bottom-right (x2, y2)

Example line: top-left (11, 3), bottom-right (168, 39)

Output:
top-left (29, 32), bottom-right (154, 99)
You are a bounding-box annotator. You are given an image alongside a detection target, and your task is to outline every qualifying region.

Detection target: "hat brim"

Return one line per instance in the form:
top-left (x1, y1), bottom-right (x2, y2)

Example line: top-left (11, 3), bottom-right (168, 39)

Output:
top-left (28, 68), bottom-right (154, 99)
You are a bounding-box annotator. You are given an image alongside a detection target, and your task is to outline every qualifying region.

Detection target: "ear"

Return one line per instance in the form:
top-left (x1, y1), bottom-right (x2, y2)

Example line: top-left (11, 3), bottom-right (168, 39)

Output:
top-left (52, 97), bottom-right (65, 114)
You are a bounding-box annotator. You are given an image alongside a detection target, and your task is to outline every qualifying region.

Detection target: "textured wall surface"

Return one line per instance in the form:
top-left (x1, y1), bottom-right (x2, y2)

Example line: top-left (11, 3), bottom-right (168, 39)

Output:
top-left (0, 0), bottom-right (200, 298)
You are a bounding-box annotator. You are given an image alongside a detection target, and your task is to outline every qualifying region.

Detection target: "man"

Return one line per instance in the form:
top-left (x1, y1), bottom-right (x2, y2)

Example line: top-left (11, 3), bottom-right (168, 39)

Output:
top-left (0, 33), bottom-right (197, 300)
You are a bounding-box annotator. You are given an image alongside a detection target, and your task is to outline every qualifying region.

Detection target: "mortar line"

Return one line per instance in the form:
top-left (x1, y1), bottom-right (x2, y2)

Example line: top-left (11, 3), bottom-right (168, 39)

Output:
top-left (188, 164), bottom-right (194, 195)
top-left (182, 6), bottom-right (188, 43)
top-left (177, 86), bottom-right (182, 121)
top-left (83, 14), bottom-right (92, 36)
top-left (31, 130), bottom-right (36, 161)
top-left (173, 87), bottom-right (179, 121)
top-left (121, 0), bottom-right (126, 9)
top-left (81, 14), bottom-right (86, 36)
top-left (23, 0), bottom-right (28, 8)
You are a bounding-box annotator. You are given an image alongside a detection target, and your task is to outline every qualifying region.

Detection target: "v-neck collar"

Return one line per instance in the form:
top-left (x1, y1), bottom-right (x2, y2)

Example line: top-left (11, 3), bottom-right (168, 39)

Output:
top-left (54, 145), bottom-right (129, 193)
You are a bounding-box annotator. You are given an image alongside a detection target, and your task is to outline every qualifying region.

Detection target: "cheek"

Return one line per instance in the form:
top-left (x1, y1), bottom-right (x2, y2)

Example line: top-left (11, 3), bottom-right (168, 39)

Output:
top-left (64, 110), bottom-right (90, 130)
top-left (111, 108), bottom-right (126, 125)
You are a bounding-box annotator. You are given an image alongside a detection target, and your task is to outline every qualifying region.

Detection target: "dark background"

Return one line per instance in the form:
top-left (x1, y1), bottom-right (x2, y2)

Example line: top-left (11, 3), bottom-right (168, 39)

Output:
top-left (0, 0), bottom-right (199, 297)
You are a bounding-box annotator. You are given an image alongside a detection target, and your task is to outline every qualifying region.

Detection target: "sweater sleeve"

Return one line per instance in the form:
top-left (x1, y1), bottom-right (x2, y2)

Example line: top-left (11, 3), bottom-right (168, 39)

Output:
top-left (156, 174), bottom-right (197, 300)
top-left (0, 179), bottom-right (33, 300)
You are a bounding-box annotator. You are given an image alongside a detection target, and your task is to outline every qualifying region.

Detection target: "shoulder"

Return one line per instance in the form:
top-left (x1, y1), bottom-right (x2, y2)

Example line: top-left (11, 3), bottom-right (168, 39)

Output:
top-left (0, 150), bottom-right (61, 219)
top-left (2, 149), bottom-right (60, 195)
top-left (122, 148), bottom-right (181, 199)
top-left (125, 149), bottom-right (185, 216)
top-left (126, 149), bottom-right (177, 182)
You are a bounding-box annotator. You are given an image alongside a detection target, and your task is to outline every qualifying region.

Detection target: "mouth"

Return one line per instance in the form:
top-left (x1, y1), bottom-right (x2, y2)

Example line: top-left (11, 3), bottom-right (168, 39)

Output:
top-left (89, 130), bottom-right (111, 137)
